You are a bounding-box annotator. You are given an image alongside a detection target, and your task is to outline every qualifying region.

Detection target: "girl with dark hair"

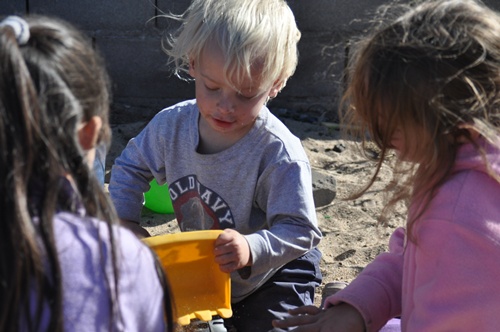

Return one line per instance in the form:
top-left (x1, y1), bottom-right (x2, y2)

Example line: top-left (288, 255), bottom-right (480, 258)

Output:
top-left (0, 15), bottom-right (174, 331)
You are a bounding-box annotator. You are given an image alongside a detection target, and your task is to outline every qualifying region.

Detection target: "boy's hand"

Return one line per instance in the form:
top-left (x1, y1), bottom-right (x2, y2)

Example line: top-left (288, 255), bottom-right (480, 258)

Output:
top-left (272, 303), bottom-right (365, 332)
top-left (120, 219), bottom-right (151, 239)
top-left (214, 228), bottom-right (251, 273)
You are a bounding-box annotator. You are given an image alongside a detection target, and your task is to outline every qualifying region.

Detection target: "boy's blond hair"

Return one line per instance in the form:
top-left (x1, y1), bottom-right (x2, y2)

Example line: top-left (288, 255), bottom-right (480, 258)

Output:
top-left (163, 0), bottom-right (300, 94)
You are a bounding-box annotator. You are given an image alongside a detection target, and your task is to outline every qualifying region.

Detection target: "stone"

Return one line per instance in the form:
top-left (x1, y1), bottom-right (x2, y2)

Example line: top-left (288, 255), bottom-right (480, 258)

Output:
top-left (311, 169), bottom-right (337, 208)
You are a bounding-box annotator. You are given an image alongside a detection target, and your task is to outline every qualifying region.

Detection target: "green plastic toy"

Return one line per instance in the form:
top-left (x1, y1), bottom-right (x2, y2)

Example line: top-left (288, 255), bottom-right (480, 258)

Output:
top-left (144, 179), bottom-right (174, 214)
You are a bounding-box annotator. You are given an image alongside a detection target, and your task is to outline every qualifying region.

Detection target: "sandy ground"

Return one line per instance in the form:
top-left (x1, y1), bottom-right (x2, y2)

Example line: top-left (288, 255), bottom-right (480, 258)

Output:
top-left (106, 116), bottom-right (406, 306)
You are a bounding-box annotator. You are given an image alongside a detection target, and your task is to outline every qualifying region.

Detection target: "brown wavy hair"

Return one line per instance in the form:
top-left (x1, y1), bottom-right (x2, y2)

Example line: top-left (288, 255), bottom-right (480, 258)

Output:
top-left (341, 0), bottom-right (500, 238)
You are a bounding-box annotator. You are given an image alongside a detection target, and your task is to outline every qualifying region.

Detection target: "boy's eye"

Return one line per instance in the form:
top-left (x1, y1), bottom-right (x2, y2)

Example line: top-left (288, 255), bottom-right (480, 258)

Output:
top-left (237, 93), bottom-right (254, 100)
top-left (237, 90), bottom-right (259, 100)
top-left (205, 84), bottom-right (218, 91)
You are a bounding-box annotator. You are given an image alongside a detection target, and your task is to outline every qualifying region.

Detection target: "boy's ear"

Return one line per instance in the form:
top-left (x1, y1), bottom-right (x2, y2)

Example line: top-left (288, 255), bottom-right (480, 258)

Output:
top-left (78, 116), bottom-right (103, 151)
top-left (269, 80), bottom-right (283, 99)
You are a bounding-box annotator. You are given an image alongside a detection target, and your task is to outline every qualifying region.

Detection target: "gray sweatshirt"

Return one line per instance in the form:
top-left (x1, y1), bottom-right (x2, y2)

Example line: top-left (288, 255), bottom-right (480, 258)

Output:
top-left (109, 99), bottom-right (321, 302)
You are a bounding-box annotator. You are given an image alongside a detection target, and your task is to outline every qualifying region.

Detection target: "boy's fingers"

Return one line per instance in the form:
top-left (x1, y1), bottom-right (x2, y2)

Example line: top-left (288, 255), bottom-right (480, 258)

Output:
top-left (215, 229), bottom-right (234, 245)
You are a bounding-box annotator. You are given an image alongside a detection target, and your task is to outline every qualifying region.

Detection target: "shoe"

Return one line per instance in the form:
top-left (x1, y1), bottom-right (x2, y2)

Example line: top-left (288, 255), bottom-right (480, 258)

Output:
top-left (320, 281), bottom-right (348, 308)
top-left (181, 317), bottom-right (228, 332)
top-left (209, 316), bottom-right (227, 332)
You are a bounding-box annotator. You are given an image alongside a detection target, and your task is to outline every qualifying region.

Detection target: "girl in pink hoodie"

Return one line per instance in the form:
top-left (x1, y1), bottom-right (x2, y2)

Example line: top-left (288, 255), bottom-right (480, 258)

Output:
top-left (273, 0), bottom-right (500, 331)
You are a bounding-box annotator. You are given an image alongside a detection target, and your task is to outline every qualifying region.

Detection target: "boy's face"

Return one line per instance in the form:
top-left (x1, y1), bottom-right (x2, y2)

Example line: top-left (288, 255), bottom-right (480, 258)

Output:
top-left (189, 43), bottom-right (280, 142)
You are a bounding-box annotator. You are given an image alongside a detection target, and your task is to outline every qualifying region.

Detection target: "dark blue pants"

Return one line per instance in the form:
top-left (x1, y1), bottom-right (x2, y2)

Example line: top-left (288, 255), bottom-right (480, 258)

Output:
top-left (224, 248), bottom-right (322, 332)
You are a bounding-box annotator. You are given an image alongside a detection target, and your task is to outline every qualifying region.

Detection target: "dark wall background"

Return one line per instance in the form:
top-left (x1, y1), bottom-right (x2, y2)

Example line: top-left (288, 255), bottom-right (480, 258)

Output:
top-left (2, 0), bottom-right (500, 125)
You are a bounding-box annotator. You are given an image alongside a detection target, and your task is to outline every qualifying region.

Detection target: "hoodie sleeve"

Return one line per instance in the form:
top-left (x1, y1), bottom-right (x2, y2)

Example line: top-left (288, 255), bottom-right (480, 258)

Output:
top-left (109, 116), bottom-right (168, 223)
top-left (324, 227), bottom-right (404, 332)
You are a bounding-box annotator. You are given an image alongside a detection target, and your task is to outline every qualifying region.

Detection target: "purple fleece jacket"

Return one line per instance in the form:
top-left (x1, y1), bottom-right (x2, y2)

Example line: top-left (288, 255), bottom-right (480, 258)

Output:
top-left (325, 138), bottom-right (500, 331)
top-left (32, 203), bottom-right (166, 331)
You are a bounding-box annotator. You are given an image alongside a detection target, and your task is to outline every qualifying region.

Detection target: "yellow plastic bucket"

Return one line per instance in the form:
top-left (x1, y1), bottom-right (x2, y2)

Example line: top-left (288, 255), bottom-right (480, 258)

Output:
top-left (143, 230), bottom-right (232, 325)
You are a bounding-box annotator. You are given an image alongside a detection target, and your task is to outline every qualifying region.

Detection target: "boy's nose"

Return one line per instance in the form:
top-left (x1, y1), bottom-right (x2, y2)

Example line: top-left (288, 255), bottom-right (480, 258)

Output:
top-left (217, 94), bottom-right (235, 113)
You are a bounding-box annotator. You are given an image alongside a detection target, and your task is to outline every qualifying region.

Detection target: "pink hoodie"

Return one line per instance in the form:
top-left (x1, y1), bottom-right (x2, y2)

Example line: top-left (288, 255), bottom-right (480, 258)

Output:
top-left (326, 139), bottom-right (500, 331)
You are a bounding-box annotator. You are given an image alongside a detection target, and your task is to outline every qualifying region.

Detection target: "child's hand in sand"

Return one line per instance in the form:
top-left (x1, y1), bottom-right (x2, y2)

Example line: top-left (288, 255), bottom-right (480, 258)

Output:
top-left (272, 303), bottom-right (365, 332)
top-left (214, 228), bottom-right (252, 273)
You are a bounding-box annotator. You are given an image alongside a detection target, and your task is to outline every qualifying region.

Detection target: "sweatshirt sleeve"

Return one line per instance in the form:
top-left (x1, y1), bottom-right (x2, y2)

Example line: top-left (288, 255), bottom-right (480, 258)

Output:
top-left (109, 117), bottom-right (167, 223)
top-left (244, 159), bottom-right (322, 277)
top-left (324, 227), bottom-right (405, 332)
